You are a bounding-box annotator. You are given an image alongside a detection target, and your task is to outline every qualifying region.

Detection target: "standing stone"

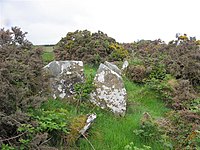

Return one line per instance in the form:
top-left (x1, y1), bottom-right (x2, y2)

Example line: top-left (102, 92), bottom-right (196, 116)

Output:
top-left (122, 60), bottom-right (129, 71)
top-left (104, 61), bottom-right (121, 75)
top-left (90, 62), bottom-right (127, 116)
top-left (44, 61), bottom-right (84, 99)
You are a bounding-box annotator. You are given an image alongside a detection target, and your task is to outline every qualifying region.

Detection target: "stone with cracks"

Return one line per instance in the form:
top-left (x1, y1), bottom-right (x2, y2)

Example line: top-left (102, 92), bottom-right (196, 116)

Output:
top-left (44, 60), bottom-right (84, 99)
top-left (90, 62), bottom-right (127, 116)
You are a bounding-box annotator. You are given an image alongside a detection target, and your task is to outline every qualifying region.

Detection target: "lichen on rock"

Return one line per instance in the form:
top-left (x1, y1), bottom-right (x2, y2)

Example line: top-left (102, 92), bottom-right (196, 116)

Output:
top-left (44, 60), bottom-right (84, 99)
top-left (90, 62), bottom-right (127, 116)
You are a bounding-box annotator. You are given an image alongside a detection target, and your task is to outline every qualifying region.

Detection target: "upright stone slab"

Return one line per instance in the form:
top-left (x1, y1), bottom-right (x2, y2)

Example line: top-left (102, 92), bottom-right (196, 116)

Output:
top-left (104, 61), bottom-right (121, 75)
top-left (90, 62), bottom-right (127, 116)
top-left (122, 60), bottom-right (129, 71)
top-left (44, 61), bottom-right (84, 99)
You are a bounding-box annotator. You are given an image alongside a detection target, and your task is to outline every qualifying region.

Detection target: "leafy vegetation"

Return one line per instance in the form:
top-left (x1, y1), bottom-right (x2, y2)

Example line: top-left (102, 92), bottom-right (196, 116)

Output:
top-left (74, 73), bottom-right (95, 103)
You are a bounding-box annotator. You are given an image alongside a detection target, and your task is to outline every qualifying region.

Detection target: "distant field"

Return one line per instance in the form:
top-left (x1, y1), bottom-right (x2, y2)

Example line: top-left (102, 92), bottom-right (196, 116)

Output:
top-left (34, 45), bottom-right (54, 52)
top-left (34, 45), bottom-right (55, 63)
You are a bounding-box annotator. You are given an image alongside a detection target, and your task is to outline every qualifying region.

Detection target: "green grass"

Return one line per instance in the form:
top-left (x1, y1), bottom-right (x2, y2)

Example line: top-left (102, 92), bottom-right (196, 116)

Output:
top-left (35, 45), bottom-right (55, 63)
top-left (42, 51), bottom-right (54, 63)
top-left (34, 45), bottom-right (55, 64)
top-left (77, 74), bottom-right (169, 150)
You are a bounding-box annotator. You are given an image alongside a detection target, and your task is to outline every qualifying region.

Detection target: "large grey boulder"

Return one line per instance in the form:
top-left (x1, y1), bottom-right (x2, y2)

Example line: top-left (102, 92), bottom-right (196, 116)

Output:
top-left (44, 61), bottom-right (84, 99)
top-left (90, 62), bottom-right (127, 116)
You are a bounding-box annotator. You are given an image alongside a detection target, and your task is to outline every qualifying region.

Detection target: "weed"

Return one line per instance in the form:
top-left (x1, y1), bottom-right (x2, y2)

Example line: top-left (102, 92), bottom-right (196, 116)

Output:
top-left (74, 71), bottom-right (95, 112)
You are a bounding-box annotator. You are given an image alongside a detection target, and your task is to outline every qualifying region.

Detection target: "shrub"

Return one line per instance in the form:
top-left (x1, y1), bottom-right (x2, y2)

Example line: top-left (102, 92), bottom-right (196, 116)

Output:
top-left (0, 27), bottom-right (49, 115)
top-left (54, 30), bottom-right (117, 65)
top-left (109, 43), bottom-right (129, 61)
top-left (54, 30), bottom-right (130, 65)
top-left (188, 98), bottom-right (200, 115)
top-left (170, 80), bottom-right (197, 109)
top-left (0, 27), bottom-right (49, 149)
top-left (126, 65), bottom-right (147, 83)
top-left (145, 61), bottom-right (172, 102)
top-left (148, 63), bottom-right (166, 80)
top-left (165, 40), bottom-right (200, 86)
top-left (196, 40), bottom-right (200, 45)
top-left (128, 39), bottom-right (200, 87)
top-left (166, 110), bottom-right (200, 149)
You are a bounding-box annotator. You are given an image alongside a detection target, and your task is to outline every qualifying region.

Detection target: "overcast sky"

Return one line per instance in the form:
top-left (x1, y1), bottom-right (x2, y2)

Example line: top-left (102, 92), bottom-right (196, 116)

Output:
top-left (1, 0), bottom-right (200, 45)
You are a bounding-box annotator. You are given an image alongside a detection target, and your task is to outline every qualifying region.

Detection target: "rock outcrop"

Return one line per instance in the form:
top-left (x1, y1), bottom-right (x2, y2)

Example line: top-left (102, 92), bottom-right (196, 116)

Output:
top-left (44, 61), bottom-right (84, 99)
top-left (90, 62), bottom-right (127, 116)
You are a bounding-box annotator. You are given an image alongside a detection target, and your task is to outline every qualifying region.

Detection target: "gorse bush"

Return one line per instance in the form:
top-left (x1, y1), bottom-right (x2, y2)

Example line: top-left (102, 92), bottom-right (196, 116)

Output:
top-left (54, 30), bottom-right (129, 65)
top-left (126, 65), bottom-right (147, 83)
top-left (165, 40), bottom-right (200, 87)
top-left (108, 43), bottom-right (129, 61)
top-left (0, 27), bottom-right (49, 115)
top-left (0, 27), bottom-right (49, 149)
top-left (54, 30), bottom-right (114, 65)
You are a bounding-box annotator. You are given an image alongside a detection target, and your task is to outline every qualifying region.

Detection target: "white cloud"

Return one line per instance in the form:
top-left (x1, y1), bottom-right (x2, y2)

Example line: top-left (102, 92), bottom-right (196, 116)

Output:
top-left (1, 0), bottom-right (200, 44)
